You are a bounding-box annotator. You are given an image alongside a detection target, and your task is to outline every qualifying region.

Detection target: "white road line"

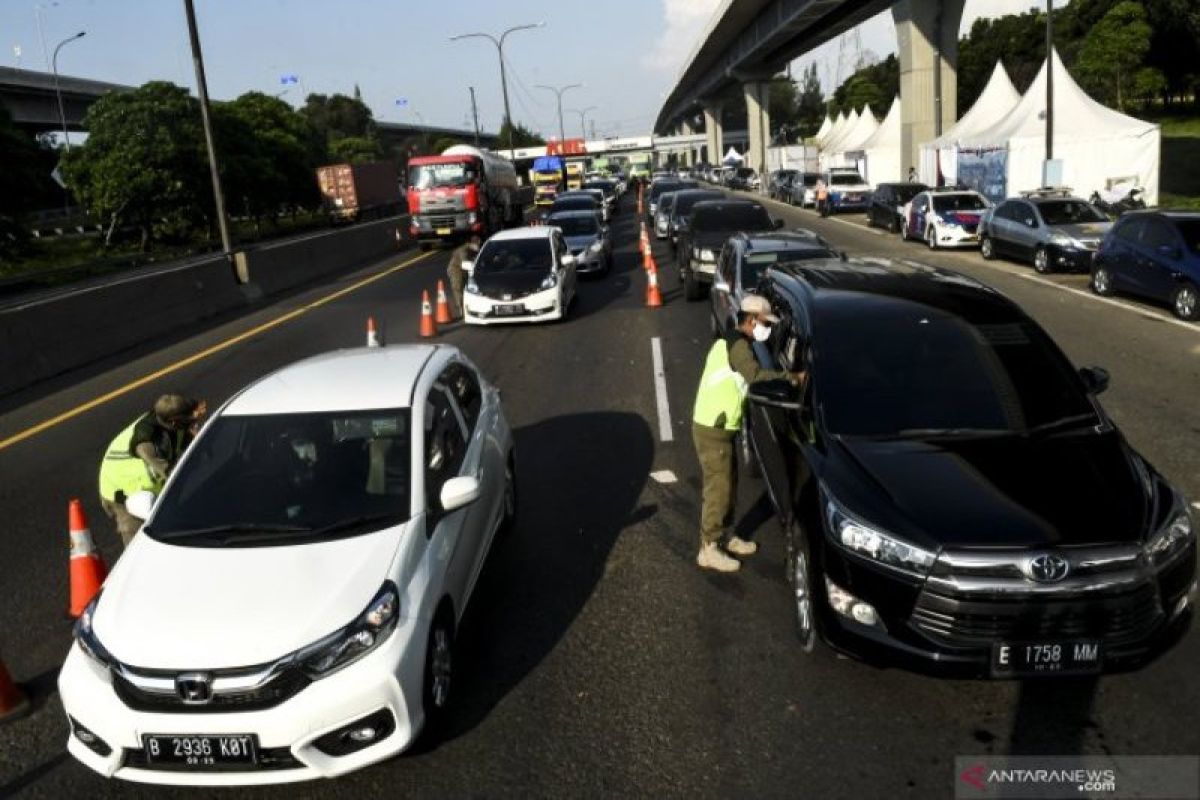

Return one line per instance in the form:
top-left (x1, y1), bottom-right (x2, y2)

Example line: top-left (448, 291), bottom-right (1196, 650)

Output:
top-left (1009, 271), bottom-right (1200, 336)
top-left (754, 191), bottom-right (885, 235)
top-left (650, 336), bottom-right (674, 442)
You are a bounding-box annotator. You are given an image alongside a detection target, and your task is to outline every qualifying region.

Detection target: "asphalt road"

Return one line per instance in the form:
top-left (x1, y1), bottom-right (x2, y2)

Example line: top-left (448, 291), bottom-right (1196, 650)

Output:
top-left (0, 187), bottom-right (1197, 799)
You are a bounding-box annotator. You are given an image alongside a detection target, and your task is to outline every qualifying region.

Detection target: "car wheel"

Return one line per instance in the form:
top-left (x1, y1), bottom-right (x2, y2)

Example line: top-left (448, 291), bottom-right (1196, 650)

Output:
top-left (980, 235), bottom-right (995, 260)
top-left (1172, 282), bottom-right (1200, 321)
top-left (786, 523), bottom-right (816, 653)
top-left (421, 611), bottom-right (455, 733)
top-left (865, 210), bottom-right (874, 228)
top-left (889, 215), bottom-right (901, 234)
top-left (684, 268), bottom-right (702, 301)
top-left (926, 226), bottom-right (938, 250)
top-left (1033, 246), bottom-right (1051, 274)
top-left (1091, 265), bottom-right (1114, 296)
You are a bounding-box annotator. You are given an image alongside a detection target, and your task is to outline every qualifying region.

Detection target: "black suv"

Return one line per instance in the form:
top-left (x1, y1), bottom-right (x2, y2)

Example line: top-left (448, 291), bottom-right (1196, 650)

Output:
top-left (867, 182), bottom-right (927, 233)
top-left (742, 258), bottom-right (1196, 677)
top-left (667, 189), bottom-right (725, 250)
top-left (677, 199), bottom-right (781, 301)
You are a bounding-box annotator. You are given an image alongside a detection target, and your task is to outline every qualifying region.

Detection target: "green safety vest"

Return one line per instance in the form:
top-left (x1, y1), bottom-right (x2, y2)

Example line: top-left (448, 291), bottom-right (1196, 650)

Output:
top-left (98, 413), bottom-right (163, 503)
top-left (692, 339), bottom-right (749, 432)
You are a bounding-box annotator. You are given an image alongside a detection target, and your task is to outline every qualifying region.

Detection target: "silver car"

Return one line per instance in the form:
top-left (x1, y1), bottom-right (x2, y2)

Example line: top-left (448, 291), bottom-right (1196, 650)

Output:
top-left (980, 193), bottom-right (1112, 273)
top-left (655, 192), bottom-right (680, 239)
top-left (545, 210), bottom-right (612, 275)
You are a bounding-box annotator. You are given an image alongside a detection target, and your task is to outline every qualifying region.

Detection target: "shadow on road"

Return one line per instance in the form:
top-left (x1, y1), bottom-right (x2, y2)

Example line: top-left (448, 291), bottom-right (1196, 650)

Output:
top-left (1008, 676), bottom-right (1100, 754)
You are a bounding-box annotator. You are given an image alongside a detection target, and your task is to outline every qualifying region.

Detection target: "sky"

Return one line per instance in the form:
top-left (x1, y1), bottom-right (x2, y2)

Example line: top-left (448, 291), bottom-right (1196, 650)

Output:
top-left (1, 0), bottom-right (1061, 138)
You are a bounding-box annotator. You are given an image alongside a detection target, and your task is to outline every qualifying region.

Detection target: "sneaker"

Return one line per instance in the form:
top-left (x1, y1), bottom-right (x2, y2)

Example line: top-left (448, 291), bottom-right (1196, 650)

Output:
top-left (726, 536), bottom-right (758, 557)
top-left (697, 542), bottom-right (740, 572)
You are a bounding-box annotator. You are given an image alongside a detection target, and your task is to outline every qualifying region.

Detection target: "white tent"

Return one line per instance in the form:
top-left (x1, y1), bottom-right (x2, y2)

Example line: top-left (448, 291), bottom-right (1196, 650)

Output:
top-left (821, 108), bottom-right (860, 156)
top-left (862, 96), bottom-right (902, 184)
top-left (919, 62), bottom-right (1020, 186)
top-left (815, 115), bottom-right (833, 142)
top-left (722, 146), bottom-right (744, 165)
top-left (956, 49), bottom-right (1160, 205)
top-left (816, 111), bottom-right (847, 148)
top-left (829, 105), bottom-right (879, 168)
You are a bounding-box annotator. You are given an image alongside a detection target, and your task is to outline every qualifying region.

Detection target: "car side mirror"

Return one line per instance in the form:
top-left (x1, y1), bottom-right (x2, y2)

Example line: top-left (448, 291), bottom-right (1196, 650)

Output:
top-left (561, 253), bottom-right (576, 267)
top-left (461, 260), bottom-right (474, 273)
top-left (712, 275), bottom-right (729, 292)
top-left (125, 490), bottom-right (157, 520)
top-left (440, 475), bottom-right (481, 513)
top-left (747, 379), bottom-right (801, 410)
top-left (1079, 366), bottom-right (1110, 395)
top-left (773, 218), bottom-right (784, 230)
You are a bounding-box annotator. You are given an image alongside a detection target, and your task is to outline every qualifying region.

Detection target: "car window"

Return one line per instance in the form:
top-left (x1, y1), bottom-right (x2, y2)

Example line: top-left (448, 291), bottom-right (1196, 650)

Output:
top-left (547, 215), bottom-right (599, 236)
top-left (913, 195), bottom-right (928, 212)
top-left (744, 248), bottom-right (835, 286)
top-left (475, 238), bottom-right (553, 274)
top-left (893, 184), bottom-right (925, 203)
top-left (1139, 218), bottom-right (1178, 249)
top-left (719, 245), bottom-right (736, 285)
top-left (932, 194), bottom-right (988, 212)
top-left (441, 363), bottom-right (482, 433)
top-left (1175, 219), bottom-right (1200, 254)
top-left (692, 204), bottom-right (772, 232)
top-left (993, 201), bottom-right (1014, 221)
top-left (424, 386), bottom-right (468, 516)
top-left (1037, 200), bottom-right (1107, 225)
top-left (1113, 217), bottom-right (1144, 243)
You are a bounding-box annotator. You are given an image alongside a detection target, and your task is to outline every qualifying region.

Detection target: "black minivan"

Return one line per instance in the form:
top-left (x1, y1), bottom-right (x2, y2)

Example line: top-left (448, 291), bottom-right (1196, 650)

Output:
top-left (742, 258), bottom-right (1196, 677)
top-left (867, 182), bottom-right (927, 233)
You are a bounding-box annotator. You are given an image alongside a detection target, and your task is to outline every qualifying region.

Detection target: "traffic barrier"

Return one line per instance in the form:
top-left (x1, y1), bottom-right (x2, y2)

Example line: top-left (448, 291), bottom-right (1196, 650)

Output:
top-left (419, 290), bottom-right (437, 338)
top-left (366, 316), bottom-right (381, 348)
top-left (646, 256), bottom-right (663, 308)
top-left (0, 656), bottom-right (30, 725)
top-left (68, 499), bottom-right (107, 619)
top-left (435, 280), bottom-right (453, 325)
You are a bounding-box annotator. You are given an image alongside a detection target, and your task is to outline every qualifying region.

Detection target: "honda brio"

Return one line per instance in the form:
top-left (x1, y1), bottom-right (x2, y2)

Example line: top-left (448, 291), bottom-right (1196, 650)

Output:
top-left (59, 344), bottom-right (516, 784)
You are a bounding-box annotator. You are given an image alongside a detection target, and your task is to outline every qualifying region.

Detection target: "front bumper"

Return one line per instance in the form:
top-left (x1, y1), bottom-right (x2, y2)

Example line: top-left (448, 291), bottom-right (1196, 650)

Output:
top-left (932, 225), bottom-right (980, 247)
top-left (58, 615), bottom-right (428, 785)
top-left (687, 258), bottom-right (716, 282)
top-left (1047, 244), bottom-right (1098, 271)
top-left (830, 194), bottom-right (868, 212)
top-left (410, 213), bottom-right (480, 241)
top-left (464, 285), bottom-right (563, 325)
top-left (572, 248), bottom-right (607, 274)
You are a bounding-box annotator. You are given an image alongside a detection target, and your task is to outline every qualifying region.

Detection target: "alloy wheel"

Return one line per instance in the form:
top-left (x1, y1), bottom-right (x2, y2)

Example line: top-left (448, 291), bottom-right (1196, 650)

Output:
top-left (926, 227), bottom-right (937, 249)
top-left (792, 547), bottom-right (815, 653)
top-left (429, 625), bottom-right (453, 709)
top-left (1033, 247), bottom-right (1050, 274)
top-left (980, 236), bottom-right (994, 260)
top-left (1092, 268), bottom-right (1112, 296)
top-left (1174, 284), bottom-right (1199, 320)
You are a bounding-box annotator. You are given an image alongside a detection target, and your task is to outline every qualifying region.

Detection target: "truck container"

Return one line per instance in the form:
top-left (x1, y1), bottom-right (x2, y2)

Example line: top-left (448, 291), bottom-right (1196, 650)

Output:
top-left (316, 162), bottom-right (402, 222)
top-left (406, 145), bottom-right (526, 246)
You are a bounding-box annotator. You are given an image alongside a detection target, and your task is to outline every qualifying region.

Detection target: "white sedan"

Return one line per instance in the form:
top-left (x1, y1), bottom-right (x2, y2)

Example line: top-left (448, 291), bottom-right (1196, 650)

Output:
top-left (59, 345), bottom-right (516, 785)
top-left (464, 226), bottom-right (578, 325)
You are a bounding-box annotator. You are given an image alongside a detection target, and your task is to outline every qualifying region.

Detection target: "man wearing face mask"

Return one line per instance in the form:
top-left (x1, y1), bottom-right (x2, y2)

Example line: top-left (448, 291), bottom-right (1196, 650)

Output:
top-left (692, 295), bottom-right (804, 572)
top-left (446, 234), bottom-right (482, 319)
top-left (98, 393), bottom-right (206, 547)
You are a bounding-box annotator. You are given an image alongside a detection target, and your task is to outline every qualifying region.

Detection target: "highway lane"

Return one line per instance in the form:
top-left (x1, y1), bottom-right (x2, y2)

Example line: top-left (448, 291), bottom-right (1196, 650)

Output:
top-left (0, 189), bottom-right (1197, 798)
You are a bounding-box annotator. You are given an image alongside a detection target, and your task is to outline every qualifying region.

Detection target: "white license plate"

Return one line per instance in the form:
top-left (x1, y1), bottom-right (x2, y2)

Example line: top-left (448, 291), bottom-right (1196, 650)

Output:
top-left (143, 733), bottom-right (258, 768)
top-left (493, 304), bottom-right (526, 317)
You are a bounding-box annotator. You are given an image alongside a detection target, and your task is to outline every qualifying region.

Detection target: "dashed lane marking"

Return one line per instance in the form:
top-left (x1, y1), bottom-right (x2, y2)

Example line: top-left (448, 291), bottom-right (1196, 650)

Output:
top-left (650, 336), bottom-right (674, 443)
top-left (0, 250), bottom-right (437, 452)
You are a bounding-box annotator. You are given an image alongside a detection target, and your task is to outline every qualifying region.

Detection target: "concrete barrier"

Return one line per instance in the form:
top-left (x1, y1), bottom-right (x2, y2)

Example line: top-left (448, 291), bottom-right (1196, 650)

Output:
top-left (0, 216), bottom-right (412, 398)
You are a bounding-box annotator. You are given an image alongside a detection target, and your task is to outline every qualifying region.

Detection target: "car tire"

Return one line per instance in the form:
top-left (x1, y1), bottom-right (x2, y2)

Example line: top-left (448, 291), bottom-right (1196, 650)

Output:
top-left (684, 268), bottom-right (703, 301)
top-left (889, 215), bottom-right (901, 235)
top-left (1033, 246), bottom-right (1052, 274)
top-left (865, 210), bottom-right (875, 228)
top-left (980, 235), bottom-right (995, 260)
top-left (926, 226), bottom-right (938, 250)
top-left (1172, 282), bottom-right (1200, 321)
top-left (1091, 265), bottom-right (1114, 296)
top-left (785, 521), bottom-right (818, 653)
top-left (421, 610), bottom-right (455, 737)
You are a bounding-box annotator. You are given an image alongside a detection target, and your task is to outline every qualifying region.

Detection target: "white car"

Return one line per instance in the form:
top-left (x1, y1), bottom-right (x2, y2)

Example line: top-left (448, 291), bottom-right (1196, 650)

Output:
top-left (59, 345), bottom-right (516, 785)
top-left (463, 226), bottom-right (578, 324)
top-left (903, 189), bottom-right (992, 249)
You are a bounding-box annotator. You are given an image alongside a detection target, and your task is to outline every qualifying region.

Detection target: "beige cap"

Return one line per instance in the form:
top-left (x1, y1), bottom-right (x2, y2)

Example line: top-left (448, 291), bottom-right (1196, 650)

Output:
top-left (740, 294), bottom-right (780, 323)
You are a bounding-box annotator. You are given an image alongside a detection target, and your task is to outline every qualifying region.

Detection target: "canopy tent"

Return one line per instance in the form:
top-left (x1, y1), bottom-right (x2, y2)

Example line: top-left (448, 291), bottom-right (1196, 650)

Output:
top-left (918, 62), bottom-right (1020, 187)
top-left (826, 105), bottom-right (879, 169)
top-left (815, 115), bottom-right (833, 142)
top-left (817, 110), bottom-right (849, 148)
top-left (956, 49), bottom-right (1160, 205)
top-left (862, 96), bottom-right (902, 185)
top-left (722, 146), bottom-right (745, 165)
top-left (821, 108), bottom-right (861, 156)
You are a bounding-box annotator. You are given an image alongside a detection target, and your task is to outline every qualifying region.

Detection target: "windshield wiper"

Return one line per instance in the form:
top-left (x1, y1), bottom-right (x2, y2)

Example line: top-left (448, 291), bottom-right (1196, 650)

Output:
top-left (1024, 413), bottom-right (1100, 437)
top-left (308, 512), bottom-right (406, 537)
top-left (154, 522), bottom-right (311, 542)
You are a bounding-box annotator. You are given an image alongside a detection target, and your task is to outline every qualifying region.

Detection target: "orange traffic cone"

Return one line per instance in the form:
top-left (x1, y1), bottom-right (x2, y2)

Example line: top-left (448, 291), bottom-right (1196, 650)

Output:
top-left (646, 258), bottom-right (664, 308)
top-left (366, 316), bottom-right (381, 348)
top-left (435, 280), bottom-right (453, 325)
top-left (419, 290), bottom-right (438, 338)
top-left (643, 247), bottom-right (653, 272)
top-left (0, 656), bottom-right (30, 725)
top-left (68, 499), bottom-right (106, 619)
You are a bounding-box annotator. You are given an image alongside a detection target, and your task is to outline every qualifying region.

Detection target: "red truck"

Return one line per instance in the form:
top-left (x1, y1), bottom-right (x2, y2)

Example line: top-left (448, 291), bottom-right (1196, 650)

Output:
top-left (406, 145), bottom-right (528, 247)
top-left (315, 162), bottom-right (401, 222)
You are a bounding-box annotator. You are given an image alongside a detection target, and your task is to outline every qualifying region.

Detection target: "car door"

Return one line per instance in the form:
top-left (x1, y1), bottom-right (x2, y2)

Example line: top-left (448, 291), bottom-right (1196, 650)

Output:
top-left (422, 381), bottom-right (474, 608)
top-left (908, 194), bottom-right (928, 238)
top-left (711, 243), bottom-right (737, 334)
top-left (987, 201), bottom-right (1013, 256)
top-left (1013, 201), bottom-right (1041, 261)
top-left (554, 231), bottom-right (577, 303)
top-left (1135, 216), bottom-right (1184, 301)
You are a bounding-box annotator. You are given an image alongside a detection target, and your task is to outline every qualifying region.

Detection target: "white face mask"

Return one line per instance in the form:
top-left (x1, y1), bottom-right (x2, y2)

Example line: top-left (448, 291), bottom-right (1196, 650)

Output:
top-left (752, 322), bottom-right (772, 342)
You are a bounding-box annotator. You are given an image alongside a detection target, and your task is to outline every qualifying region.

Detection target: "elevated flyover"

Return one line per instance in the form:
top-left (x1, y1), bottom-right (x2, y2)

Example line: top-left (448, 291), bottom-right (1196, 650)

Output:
top-left (655, 0), bottom-right (964, 182)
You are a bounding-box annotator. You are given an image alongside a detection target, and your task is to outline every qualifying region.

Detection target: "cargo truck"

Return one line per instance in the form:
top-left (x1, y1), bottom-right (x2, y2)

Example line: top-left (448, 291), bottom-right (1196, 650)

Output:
top-left (565, 161), bottom-right (586, 191)
top-left (316, 162), bottom-right (402, 222)
top-left (406, 145), bottom-right (524, 247)
top-left (532, 155), bottom-right (566, 209)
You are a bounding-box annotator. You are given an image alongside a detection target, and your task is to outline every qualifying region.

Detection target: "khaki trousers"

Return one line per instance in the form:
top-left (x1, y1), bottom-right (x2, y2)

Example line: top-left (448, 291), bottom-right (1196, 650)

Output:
top-left (693, 423), bottom-right (737, 547)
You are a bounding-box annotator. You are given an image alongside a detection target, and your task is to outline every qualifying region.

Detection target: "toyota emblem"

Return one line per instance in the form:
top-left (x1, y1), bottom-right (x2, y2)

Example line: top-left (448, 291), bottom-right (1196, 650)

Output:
top-left (175, 672), bottom-right (213, 704)
top-left (1026, 554), bottom-right (1070, 583)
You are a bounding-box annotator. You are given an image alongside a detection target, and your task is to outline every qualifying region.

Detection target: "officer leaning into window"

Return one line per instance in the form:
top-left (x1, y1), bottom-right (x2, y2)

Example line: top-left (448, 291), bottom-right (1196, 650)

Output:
top-left (98, 393), bottom-right (206, 547)
top-left (692, 296), bottom-right (805, 573)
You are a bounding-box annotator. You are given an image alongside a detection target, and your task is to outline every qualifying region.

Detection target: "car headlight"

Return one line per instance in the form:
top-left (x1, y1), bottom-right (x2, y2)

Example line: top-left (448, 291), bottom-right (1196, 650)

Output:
top-left (540, 273), bottom-right (558, 290)
top-left (587, 240), bottom-right (603, 254)
top-left (297, 581), bottom-right (399, 679)
top-left (825, 495), bottom-right (936, 576)
top-left (1049, 233), bottom-right (1077, 248)
top-left (466, 280), bottom-right (480, 294)
top-left (466, 212), bottom-right (477, 225)
top-left (1144, 505), bottom-right (1194, 568)
top-left (75, 593), bottom-right (114, 669)
top-left (692, 248), bottom-right (715, 262)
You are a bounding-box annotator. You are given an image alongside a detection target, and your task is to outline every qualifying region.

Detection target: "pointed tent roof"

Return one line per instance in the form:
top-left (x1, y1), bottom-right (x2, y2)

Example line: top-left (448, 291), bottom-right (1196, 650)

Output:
top-left (818, 110), bottom-right (848, 147)
top-left (722, 146), bottom-right (744, 164)
top-left (959, 49), bottom-right (1154, 148)
top-left (862, 96), bottom-right (903, 183)
top-left (823, 108), bottom-right (860, 152)
top-left (932, 61), bottom-right (1020, 146)
top-left (862, 96), bottom-right (901, 151)
top-left (833, 104), bottom-right (880, 152)
top-left (815, 115), bottom-right (833, 141)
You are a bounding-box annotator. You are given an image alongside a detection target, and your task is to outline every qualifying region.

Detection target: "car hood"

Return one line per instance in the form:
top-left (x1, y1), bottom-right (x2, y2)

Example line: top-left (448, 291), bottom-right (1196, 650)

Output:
top-left (474, 268), bottom-right (551, 298)
top-left (827, 430), bottom-right (1156, 550)
top-left (832, 183), bottom-right (870, 193)
top-left (1054, 221), bottom-right (1112, 240)
top-left (939, 210), bottom-right (985, 226)
top-left (692, 229), bottom-right (741, 249)
top-left (565, 234), bottom-right (600, 252)
top-left (94, 525), bottom-right (403, 669)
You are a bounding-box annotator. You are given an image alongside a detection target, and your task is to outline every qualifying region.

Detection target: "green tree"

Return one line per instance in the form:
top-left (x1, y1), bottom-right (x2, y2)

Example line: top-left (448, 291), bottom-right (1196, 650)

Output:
top-left (768, 73), bottom-right (802, 137)
top-left (329, 136), bottom-right (383, 163)
top-left (1132, 67), bottom-right (1168, 107)
top-left (220, 91), bottom-right (323, 219)
top-left (795, 63), bottom-right (825, 138)
top-left (957, 12), bottom-right (1046, 116)
top-left (829, 54), bottom-right (897, 116)
top-left (61, 81), bottom-right (209, 249)
top-left (0, 107), bottom-right (46, 261)
top-left (1076, 1), bottom-right (1153, 110)
top-left (301, 92), bottom-right (376, 141)
top-left (497, 119), bottom-right (544, 148)
top-left (431, 137), bottom-right (462, 154)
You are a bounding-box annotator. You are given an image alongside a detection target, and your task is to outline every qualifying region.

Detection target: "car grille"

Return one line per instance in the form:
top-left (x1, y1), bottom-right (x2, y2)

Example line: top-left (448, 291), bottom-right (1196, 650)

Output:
top-left (961, 223), bottom-right (979, 234)
top-left (112, 666), bottom-right (311, 714)
top-left (427, 214), bottom-right (459, 228)
top-left (122, 746), bottom-right (302, 772)
top-left (1077, 238), bottom-right (1102, 250)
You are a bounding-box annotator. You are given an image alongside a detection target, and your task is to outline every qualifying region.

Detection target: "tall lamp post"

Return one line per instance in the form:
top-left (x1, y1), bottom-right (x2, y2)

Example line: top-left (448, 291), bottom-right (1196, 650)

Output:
top-left (450, 22), bottom-right (544, 160)
top-left (568, 105), bottom-right (597, 140)
top-left (535, 83), bottom-right (582, 146)
top-left (183, 0), bottom-right (233, 263)
top-left (51, 30), bottom-right (84, 151)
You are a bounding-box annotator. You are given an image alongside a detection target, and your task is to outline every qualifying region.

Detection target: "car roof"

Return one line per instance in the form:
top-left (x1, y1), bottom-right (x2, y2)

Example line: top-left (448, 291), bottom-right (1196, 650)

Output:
top-left (224, 345), bottom-right (444, 415)
top-left (486, 226), bottom-right (556, 241)
top-left (734, 231), bottom-right (830, 251)
top-left (546, 210), bottom-right (601, 222)
top-left (1149, 210), bottom-right (1200, 221)
top-left (692, 199), bottom-right (765, 211)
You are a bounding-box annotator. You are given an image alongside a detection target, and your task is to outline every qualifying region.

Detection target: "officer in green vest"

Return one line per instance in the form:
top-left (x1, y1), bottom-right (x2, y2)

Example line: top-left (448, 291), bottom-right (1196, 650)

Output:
top-left (692, 295), bottom-right (803, 572)
top-left (98, 393), bottom-right (205, 546)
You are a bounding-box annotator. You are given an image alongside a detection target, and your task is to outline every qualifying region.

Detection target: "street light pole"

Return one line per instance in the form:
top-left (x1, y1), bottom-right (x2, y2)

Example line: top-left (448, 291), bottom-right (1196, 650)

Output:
top-left (535, 83), bottom-right (582, 146)
top-left (567, 105), bottom-right (597, 140)
top-left (51, 30), bottom-right (84, 151)
top-left (450, 22), bottom-right (544, 160)
top-left (183, 0), bottom-right (233, 261)
top-left (1045, 0), bottom-right (1053, 163)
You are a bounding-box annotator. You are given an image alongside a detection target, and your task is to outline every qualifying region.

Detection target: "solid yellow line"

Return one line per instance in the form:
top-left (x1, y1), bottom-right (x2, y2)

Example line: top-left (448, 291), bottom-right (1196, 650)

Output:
top-left (0, 249), bottom-right (437, 452)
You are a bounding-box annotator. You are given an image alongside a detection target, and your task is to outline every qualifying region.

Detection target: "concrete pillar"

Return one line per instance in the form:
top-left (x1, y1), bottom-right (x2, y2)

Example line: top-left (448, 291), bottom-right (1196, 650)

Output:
top-left (893, 0), bottom-right (964, 183)
top-left (744, 81), bottom-right (771, 183)
top-left (703, 101), bottom-right (723, 167)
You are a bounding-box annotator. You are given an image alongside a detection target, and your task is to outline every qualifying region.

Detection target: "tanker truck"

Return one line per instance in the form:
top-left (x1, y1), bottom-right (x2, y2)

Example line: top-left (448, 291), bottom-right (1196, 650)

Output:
top-left (407, 145), bottom-right (523, 247)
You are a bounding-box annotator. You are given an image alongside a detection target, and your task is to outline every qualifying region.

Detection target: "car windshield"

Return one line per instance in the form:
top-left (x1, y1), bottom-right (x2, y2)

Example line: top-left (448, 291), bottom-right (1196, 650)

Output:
top-left (673, 193), bottom-right (724, 217)
top-left (932, 194), bottom-right (988, 212)
top-left (893, 185), bottom-right (925, 203)
top-left (743, 249), bottom-right (835, 285)
top-left (692, 204), bottom-right (772, 232)
top-left (802, 174), bottom-right (819, 187)
top-left (551, 197), bottom-right (598, 213)
top-left (659, 195), bottom-right (678, 213)
top-left (1037, 200), bottom-right (1108, 225)
top-left (549, 216), bottom-right (599, 236)
top-left (474, 238), bottom-right (553, 274)
top-left (829, 173), bottom-right (864, 186)
top-left (815, 299), bottom-right (1095, 438)
top-left (1176, 219), bottom-right (1200, 254)
top-left (584, 181), bottom-right (615, 196)
top-left (409, 162), bottom-right (475, 189)
top-left (650, 181), bottom-right (691, 201)
top-left (146, 410), bottom-right (411, 545)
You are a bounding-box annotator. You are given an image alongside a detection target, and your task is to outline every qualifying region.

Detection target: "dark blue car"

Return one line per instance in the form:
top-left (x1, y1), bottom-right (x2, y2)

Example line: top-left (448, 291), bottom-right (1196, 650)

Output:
top-left (1091, 211), bottom-right (1200, 320)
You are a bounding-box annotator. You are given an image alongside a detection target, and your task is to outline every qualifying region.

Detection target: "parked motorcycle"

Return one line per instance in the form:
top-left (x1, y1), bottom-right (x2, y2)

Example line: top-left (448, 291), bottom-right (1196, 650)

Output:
top-left (1090, 187), bottom-right (1146, 218)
